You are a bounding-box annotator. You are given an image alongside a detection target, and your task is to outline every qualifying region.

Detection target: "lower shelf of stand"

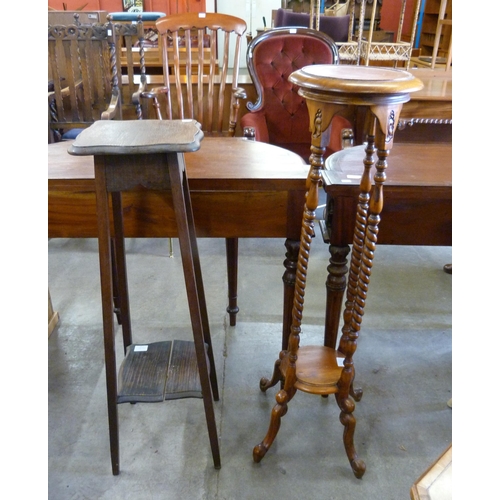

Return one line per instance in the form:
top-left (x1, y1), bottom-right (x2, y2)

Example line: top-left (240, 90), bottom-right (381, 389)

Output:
top-left (117, 340), bottom-right (206, 403)
top-left (280, 345), bottom-right (345, 396)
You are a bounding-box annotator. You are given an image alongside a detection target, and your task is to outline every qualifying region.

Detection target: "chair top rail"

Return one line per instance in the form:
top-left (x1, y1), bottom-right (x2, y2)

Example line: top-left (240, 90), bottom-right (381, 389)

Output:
top-left (156, 12), bottom-right (247, 37)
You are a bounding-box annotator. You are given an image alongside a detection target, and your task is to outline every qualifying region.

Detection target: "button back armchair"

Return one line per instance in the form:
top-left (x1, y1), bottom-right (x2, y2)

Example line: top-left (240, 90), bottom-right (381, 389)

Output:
top-left (241, 27), bottom-right (353, 162)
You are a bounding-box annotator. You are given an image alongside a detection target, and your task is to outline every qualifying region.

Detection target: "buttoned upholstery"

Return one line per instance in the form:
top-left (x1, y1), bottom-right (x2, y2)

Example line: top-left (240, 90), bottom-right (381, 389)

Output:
top-left (242, 28), bottom-right (352, 161)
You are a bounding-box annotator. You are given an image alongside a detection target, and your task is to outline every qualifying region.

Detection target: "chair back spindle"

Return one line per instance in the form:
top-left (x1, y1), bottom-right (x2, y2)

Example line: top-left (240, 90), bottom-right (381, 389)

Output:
top-left (153, 13), bottom-right (246, 136)
top-left (48, 17), bottom-right (148, 141)
top-left (241, 27), bottom-right (352, 160)
top-left (48, 22), bottom-right (113, 130)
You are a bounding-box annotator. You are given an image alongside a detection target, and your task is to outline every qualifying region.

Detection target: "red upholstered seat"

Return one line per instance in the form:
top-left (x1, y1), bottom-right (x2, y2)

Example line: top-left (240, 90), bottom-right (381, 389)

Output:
top-left (242, 28), bottom-right (352, 161)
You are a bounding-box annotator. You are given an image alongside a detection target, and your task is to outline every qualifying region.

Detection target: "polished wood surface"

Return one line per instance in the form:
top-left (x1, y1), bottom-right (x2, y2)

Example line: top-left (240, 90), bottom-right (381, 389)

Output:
top-left (49, 137), bottom-right (308, 239)
top-left (49, 136), bottom-right (307, 357)
top-left (325, 142), bottom-right (451, 185)
top-left (322, 142), bottom-right (452, 246)
top-left (76, 120), bottom-right (219, 475)
top-left (408, 69), bottom-right (452, 100)
top-left (253, 65), bottom-right (424, 479)
top-left (321, 142), bottom-right (452, 353)
top-left (401, 69), bottom-right (452, 122)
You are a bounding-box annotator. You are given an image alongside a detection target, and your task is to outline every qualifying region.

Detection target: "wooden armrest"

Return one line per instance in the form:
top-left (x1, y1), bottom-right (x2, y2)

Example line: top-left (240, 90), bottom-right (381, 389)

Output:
top-left (132, 76), bottom-right (149, 107)
top-left (101, 89), bottom-right (120, 120)
top-left (141, 86), bottom-right (169, 99)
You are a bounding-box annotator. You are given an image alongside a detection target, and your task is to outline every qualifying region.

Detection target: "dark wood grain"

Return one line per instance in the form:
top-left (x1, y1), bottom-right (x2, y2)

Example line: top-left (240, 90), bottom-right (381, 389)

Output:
top-left (254, 65), bottom-right (425, 480)
top-left (321, 142), bottom-right (452, 247)
top-left (49, 136), bottom-right (308, 413)
top-left (89, 120), bottom-right (222, 474)
top-left (48, 137), bottom-right (308, 239)
top-left (321, 141), bottom-right (451, 360)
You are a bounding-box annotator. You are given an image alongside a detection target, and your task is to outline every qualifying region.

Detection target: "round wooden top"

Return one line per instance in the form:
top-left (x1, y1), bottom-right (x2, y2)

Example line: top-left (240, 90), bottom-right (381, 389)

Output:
top-left (289, 65), bottom-right (424, 105)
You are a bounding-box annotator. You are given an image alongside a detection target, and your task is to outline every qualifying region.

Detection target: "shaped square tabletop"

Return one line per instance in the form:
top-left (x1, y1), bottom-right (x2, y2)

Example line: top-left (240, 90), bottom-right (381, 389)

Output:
top-left (68, 120), bottom-right (204, 156)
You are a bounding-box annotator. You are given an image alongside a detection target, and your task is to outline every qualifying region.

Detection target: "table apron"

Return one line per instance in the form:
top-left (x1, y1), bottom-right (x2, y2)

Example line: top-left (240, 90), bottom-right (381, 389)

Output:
top-left (326, 187), bottom-right (452, 247)
top-left (401, 99), bottom-right (452, 121)
top-left (48, 187), bottom-right (305, 239)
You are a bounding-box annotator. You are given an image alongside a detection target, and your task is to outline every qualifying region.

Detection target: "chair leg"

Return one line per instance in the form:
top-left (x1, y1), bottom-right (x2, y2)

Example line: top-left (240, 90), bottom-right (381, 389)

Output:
top-left (225, 237), bottom-right (239, 326)
top-left (324, 244), bottom-right (350, 350)
top-left (253, 387), bottom-right (296, 462)
top-left (95, 165), bottom-right (122, 475)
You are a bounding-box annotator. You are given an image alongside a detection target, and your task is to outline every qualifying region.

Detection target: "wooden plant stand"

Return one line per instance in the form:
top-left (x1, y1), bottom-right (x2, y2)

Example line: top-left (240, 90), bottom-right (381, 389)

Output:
top-left (68, 119), bottom-right (220, 475)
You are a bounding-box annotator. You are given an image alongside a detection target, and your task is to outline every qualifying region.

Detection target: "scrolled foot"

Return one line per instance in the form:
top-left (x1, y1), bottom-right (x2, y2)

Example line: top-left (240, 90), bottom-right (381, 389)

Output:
top-left (259, 376), bottom-right (273, 392)
top-left (253, 442), bottom-right (268, 463)
top-left (350, 385), bottom-right (363, 402)
top-left (351, 458), bottom-right (366, 479)
top-left (259, 357), bottom-right (283, 392)
top-left (253, 389), bottom-right (291, 463)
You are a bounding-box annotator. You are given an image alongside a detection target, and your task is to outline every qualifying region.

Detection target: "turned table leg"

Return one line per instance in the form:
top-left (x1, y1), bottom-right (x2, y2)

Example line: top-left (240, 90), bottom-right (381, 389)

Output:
top-left (324, 244), bottom-right (350, 349)
top-left (282, 238), bottom-right (300, 350)
top-left (225, 237), bottom-right (239, 326)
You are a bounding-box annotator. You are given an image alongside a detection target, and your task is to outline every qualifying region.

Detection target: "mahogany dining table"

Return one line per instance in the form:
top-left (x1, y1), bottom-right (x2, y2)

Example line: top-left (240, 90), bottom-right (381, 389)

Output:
top-left (402, 69), bottom-right (452, 124)
top-left (49, 135), bottom-right (452, 348)
top-left (320, 142), bottom-right (452, 348)
top-left (49, 136), bottom-right (309, 337)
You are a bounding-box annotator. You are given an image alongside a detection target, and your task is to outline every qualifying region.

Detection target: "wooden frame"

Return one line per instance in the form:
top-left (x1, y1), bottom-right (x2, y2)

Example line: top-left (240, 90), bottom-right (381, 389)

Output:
top-left (359, 0), bottom-right (422, 68)
top-left (410, 444), bottom-right (452, 499)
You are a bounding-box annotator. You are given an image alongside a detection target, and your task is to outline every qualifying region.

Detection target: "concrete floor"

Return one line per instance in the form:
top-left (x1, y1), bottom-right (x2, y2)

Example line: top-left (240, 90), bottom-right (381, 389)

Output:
top-left (48, 234), bottom-right (452, 499)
